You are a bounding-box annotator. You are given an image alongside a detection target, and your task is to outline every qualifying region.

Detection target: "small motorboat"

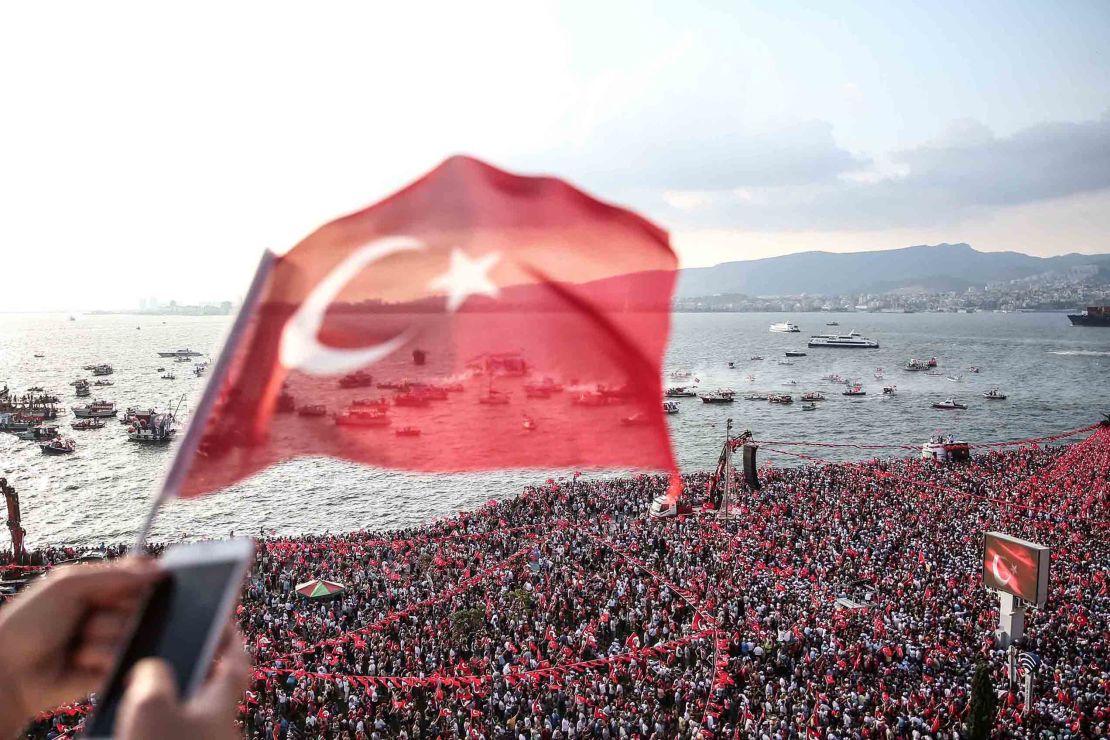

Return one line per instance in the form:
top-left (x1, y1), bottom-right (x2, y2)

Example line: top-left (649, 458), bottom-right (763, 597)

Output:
top-left (94, 380), bottom-right (114, 386)
top-left (983, 388), bottom-right (1007, 400)
top-left (699, 391), bottom-right (735, 404)
top-left (161, 373), bottom-right (176, 380)
top-left (784, 351), bottom-right (807, 357)
top-left (71, 418), bottom-right (106, 430)
top-left (768, 394), bottom-right (793, 404)
top-left (800, 391), bottom-right (825, 402)
top-left (749, 356), bottom-right (764, 361)
top-left (874, 367), bottom-right (884, 379)
top-left (882, 385), bottom-right (897, 395)
top-left (801, 402), bottom-right (817, 411)
top-left (157, 367), bottom-right (165, 372)
top-left (338, 370), bottom-right (375, 389)
top-left (298, 404), bottom-right (327, 417)
top-left (744, 393), bottom-right (768, 401)
top-left (16, 426), bottom-right (59, 441)
top-left (777, 359), bottom-right (794, 366)
top-left (662, 401), bottom-right (679, 415)
top-left (727, 361), bottom-right (735, 369)
top-left (393, 392), bottom-right (431, 408)
top-left (968, 366), bottom-right (981, 374)
top-left (665, 386), bottom-right (698, 398)
top-left (932, 398), bottom-right (968, 410)
top-left (826, 321), bottom-right (839, 326)
top-left (842, 384), bottom-right (866, 396)
top-left (351, 397), bottom-right (391, 410)
top-left (522, 415), bottom-right (538, 431)
top-left (334, 409), bottom-right (390, 427)
top-left (41, 437), bottom-right (76, 455)
top-left (669, 370), bottom-right (693, 380)
top-left (27, 386), bottom-right (44, 392)
top-left (782, 379), bottom-right (798, 386)
top-left (33, 353), bottom-right (45, 358)
top-left (394, 426), bottom-right (421, 437)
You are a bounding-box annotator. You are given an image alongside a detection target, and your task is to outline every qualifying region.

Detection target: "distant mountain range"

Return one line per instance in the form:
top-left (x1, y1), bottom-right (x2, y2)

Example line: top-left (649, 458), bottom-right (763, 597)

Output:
top-left (676, 243), bottom-right (1110, 298)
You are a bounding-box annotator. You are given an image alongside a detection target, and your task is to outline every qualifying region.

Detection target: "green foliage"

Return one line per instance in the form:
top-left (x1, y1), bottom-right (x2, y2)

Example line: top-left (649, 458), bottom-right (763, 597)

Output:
top-left (450, 607), bottom-right (486, 639)
top-left (506, 588), bottom-right (533, 613)
top-left (968, 662), bottom-right (996, 740)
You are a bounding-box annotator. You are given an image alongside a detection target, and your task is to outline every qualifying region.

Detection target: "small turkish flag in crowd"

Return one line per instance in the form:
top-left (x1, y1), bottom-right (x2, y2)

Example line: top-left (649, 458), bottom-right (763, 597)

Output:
top-left (176, 156), bottom-right (677, 497)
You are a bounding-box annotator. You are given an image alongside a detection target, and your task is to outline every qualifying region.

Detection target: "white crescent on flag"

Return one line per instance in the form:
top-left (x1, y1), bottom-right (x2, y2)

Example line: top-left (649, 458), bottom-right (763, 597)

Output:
top-left (280, 236), bottom-right (424, 375)
top-left (991, 554), bottom-right (1014, 585)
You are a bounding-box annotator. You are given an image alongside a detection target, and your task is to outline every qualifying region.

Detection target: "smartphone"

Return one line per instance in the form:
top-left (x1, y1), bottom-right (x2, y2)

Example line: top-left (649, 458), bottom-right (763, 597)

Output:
top-left (84, 539), bottom-right (255, 738)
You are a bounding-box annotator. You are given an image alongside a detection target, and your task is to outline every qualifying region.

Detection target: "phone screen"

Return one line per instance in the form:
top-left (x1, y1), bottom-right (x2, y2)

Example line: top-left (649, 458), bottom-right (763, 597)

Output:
top-left (85, 558), bottom-right (244, 736)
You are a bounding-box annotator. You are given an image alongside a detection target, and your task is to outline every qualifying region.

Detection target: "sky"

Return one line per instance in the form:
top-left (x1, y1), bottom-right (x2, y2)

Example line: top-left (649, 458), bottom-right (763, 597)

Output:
top-left (0, 0), bottom-right (1107, 311)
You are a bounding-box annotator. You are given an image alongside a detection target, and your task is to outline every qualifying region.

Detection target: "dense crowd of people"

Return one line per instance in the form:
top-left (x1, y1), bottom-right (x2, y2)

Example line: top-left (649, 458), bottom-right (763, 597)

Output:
top-left (5, 428), bottom-right (1108, 739)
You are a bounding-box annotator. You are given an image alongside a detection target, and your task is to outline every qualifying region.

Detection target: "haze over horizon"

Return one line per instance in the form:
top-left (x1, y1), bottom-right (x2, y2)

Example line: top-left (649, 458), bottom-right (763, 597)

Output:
top-left (1, 1), bottom-right (1108, 312)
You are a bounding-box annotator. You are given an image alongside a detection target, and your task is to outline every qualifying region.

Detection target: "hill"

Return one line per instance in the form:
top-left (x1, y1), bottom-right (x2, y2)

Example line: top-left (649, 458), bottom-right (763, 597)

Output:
top-left (675, 243), bottom-right (1110, 298)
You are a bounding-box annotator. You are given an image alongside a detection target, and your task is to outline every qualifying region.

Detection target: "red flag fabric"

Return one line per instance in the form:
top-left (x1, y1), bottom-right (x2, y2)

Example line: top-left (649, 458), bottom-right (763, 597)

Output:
top-left (179, 155), bottom-right (677, 497)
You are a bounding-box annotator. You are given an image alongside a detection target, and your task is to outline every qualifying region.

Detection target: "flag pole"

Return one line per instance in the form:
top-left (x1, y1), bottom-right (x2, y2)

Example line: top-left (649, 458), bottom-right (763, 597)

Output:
top-left (132, 249), bottom-right (278, 550)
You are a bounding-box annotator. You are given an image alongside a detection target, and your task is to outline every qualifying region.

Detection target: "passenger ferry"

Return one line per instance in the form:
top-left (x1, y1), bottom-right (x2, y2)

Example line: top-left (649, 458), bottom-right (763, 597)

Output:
top-left (72, 401), bottom-right (117, 418)
top-left (807, 331), bottom-right (879, 349)
top-left (769, 321), bottom-right (800, 333)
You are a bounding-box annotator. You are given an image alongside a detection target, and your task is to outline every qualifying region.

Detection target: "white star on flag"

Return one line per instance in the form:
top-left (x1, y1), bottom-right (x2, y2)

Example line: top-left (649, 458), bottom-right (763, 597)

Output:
top-left (428, 248), bottom-right (501, 312)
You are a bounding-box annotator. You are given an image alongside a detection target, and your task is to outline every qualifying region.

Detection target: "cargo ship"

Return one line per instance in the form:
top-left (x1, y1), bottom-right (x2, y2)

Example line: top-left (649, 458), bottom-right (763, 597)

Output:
top-left (1067, 306), bottom-right (1110, 327)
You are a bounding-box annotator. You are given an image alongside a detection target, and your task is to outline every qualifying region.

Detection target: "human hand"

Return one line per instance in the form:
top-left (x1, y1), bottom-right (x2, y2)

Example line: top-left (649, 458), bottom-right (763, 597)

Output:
top-left (112, 625), bottom-right (250, 740)
top-left (0, 558), bottom-right (161, 736)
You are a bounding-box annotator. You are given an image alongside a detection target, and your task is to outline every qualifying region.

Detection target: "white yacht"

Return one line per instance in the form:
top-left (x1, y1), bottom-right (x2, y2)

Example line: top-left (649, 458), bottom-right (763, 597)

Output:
top-left (769, 321), bottom-right (800, 333)
top-left (157, 348), bottom-right (203, 358)
top-left (807, 330), bottom-right (880, 349)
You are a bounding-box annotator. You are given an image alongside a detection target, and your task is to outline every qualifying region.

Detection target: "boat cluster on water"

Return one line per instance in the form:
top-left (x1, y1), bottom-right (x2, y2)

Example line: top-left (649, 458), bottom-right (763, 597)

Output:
top-left (1, 348), bottom-right (202, 455)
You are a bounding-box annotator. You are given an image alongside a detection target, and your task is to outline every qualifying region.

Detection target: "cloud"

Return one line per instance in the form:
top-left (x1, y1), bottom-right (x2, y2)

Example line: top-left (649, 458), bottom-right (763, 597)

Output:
top-left (648, 114), bottom-right (1110, 231)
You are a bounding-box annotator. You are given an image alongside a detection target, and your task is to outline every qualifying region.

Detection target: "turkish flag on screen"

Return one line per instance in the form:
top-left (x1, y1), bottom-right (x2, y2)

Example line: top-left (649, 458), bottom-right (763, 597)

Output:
top-left (176, 156), bottom-right (678, 497)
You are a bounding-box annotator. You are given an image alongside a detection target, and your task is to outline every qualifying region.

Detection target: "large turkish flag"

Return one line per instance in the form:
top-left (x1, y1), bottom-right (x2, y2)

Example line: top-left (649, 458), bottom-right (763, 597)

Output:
top-left (177, 156), bottom-right (677, 497)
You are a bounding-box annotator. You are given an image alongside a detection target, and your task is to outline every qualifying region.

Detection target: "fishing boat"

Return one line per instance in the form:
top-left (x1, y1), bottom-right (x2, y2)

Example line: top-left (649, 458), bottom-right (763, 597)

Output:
top-left (297, 404), bottom-right (327, 417)
top-left (41, 437), bottom-right (76, 455)
top-left (16, 426), bottom-right (59, 441)
top-left (394, 426), bottom-right (421, 437)
top-left (127, 408), bottom-right (178, 442)
top-left (904, 359), bottom-right (929, 372)
top-left (932, 398), bottom-right (968, 410)
top-left (662, 401), bottom-right (679, 414)
top-left (90, 364), bottom-right (113, 376)
top-left (983, 388), bottom-right (1007, 400)
top-left (71, 418), bottom-right (106, 430)
top-left (800, 391), bottom-right (825, 401)
top-left (699, 391), bottom-right (735, 404)
top-left (72, 401), bottom-right (117, 418)
top-left (351, 397), bottom-right (391, 410)
top-left (769, 322), bottom-right (800, 333)
top-left (338, 370), bottom-right (374, 389)
top-left (842, 384), bottom-right (866, 396)
top-left (664, 386), bottom-right (697, 399)
top-left (335, 409), bottom-right (391, 427)
top-left (157, 349), bottom-right (203, 358)
top-left (768, 394), bottom-right (793, 404)
top-left (393, 392), bottom-right (431, 408)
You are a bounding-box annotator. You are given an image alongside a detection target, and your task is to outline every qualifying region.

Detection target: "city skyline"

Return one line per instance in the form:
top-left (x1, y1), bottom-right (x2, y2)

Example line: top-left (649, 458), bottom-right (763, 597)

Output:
top-left (1, 0), bottom-right (1108, 311)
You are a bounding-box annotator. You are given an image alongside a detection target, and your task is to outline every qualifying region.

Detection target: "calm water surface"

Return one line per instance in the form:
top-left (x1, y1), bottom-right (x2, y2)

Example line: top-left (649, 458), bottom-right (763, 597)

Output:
top-left (1, 312), bottom-right (1107, 547)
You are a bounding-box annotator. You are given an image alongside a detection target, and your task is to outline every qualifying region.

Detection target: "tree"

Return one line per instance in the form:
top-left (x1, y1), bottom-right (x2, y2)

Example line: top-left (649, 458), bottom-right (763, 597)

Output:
top-left (968, 661), bottom-right (996, 740)
top-left (450, 608), bottom-right (486, 640)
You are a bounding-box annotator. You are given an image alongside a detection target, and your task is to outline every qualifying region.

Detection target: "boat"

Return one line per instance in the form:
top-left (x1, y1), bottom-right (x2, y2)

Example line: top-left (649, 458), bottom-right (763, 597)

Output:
top-left (276, 390), bottom-right (296, 413)
top-left (377, 380), bottom-right (409, 391)
top-left (749, 356), bottom-right (763, 361)
top-left (807, 331), bottom-right (879, 349)
top-left (662, 401), bottom-right (679, 415)
top-left (784, 351), bottom-right (807, 357)
top-left (768, 394), bottom-right (793, 404)
top-left (874, 368), bottom-right (884, 379)
top-left (156, 367), bottom-right (165, 372)
top-left (93, 380), bottom-right (114, 386)
top-left (71, 418), bottom-right (106, 430)
top-left (968, 366), bottom-right (981, 374)
top-left (932, 399), bottom-right (967, 410)
top-left (842, 384), bottom-right (866, 396)
top-left (983, 388), bottom-right (1007, 400)
top-left (338, 370), bottom-right (375, 389)
top-left (665, 386), bottom-right (698, 398)
top-left (925, 370), bottom-right (943, 377)
top-left (522, 415), bottom-right (537, 431)
top-left (160, 373), bottom-right (176, 380)
top-left (699, 391), bottom-right (735, 404)
top-left (801, 402), bottom-right (817, 411)
top-left (826, 321), bottom-right (840, 326)
top-left (26, 386), bottom-right (44, 392)
top-left (745, 374), bottom-right (755, 382)
top-left (782, 379), bottom-right (797, 386)
top-left (394, 426), bottom-right (421, 437)
top-left (822, 373), bottom-right (845, 383)
top-left (16, 426), bottom-right (59, 441)
top-left (194, 362), bottom-right (209, 377)
top-left (335, 409), bottom-right (391, 427)
top-left (769, 322), bottom-right (800, 333)
top-left (393, 392), bottom-right (431, 408)
top-left (1067, 305), bottom-right (1110, 327)
top-left (174, 356), bottom-right (192, 363)
top-left (947, 375), bottom-right (962, 382)
top-left (119, 407), bottom-right (141, 424)
top-left (478, 390), bottom-right (511, 405)
top-left (800, 391), bottom-right (825, 401)
top-left (669, 370), bottom-right (693, 380)
top-left (33, 353), bottom-right (45, 358)
top-left (91, 364), bottom-right (113, 376)
top-left (40, 437), bottom-right (76, 455)
top-left (351, 397), bottom-right (391, 410)
top-left (127, 409), bottom-right (177, 442)
top-left (157, 349), bottom-right (203, 358)
top-left (882, 385), bottom-right (897, 395)
top-left (904, 359), bottom-right (929, 372)
top-left (777, 359), bottom-right (794, 366)
top-left (72, 401), bottom-right (117, 418)
top-left (922, 434), bottom-right (970, 463)
top-left (744, 393), bottom-right (768, 401)
top-left (727, 361), bottom-right (735, 369)
top-left (297, 404), bottom-right (327, 417)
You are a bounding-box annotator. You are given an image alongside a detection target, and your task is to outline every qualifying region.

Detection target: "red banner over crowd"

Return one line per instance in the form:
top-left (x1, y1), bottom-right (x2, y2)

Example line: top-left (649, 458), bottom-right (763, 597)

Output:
top-left (176, 156), bottom-right (678, 498)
